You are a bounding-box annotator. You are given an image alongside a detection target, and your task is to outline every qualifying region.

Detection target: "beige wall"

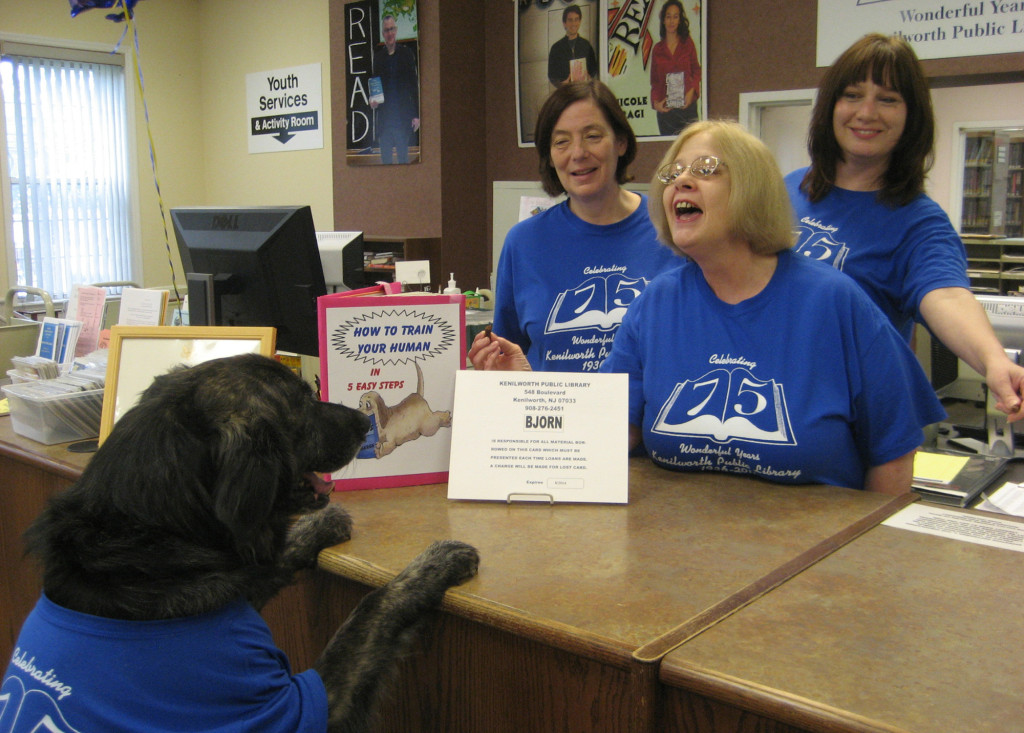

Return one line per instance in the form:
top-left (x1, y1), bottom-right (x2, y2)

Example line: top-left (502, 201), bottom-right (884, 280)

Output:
top-left (196, 1), bottom-right (334, 230)
top-left (2, 1), bottom-right (1022, 295)
top-left (0, 0), bottom-right (334, 295)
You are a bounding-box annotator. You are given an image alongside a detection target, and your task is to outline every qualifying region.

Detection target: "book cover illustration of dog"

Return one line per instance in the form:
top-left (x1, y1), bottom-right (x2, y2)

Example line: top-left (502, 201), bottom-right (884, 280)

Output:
top-left (357, 360), bottom-right (452, 458)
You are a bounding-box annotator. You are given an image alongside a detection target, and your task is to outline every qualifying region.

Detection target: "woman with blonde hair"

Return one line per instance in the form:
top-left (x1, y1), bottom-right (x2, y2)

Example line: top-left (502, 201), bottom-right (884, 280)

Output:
top-left (602, 120), bottom-right (944, 494)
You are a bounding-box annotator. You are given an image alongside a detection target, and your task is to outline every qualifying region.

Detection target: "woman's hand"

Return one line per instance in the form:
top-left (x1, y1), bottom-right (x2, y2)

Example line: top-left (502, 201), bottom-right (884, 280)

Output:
top-left (468, 329), bottom-right (531, 371)
top-left (982, 356), bottom-right (1024, 423)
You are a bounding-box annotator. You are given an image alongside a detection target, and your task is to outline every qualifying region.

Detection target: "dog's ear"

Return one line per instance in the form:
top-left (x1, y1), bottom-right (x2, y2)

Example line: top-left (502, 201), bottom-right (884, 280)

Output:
top-left (211, 417), bottom-right (288, 558)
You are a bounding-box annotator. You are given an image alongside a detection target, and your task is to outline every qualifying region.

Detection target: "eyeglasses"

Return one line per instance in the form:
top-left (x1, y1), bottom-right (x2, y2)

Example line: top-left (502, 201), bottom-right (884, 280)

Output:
top-left (656, 156), bottom-right (725, 184)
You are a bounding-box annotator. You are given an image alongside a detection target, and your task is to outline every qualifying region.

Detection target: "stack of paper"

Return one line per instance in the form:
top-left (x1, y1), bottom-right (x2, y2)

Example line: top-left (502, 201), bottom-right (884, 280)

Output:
top-left (912, 450), bottom-right (1008, 507)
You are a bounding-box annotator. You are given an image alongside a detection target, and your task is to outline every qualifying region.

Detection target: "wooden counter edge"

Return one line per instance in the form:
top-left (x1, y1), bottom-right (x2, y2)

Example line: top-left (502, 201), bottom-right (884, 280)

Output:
top-left (317, 548), bottom-right (638, 670)
top-left (0, 430), bottom-right (84, 482)
top-left (660, 661), bottom-right (910, 733)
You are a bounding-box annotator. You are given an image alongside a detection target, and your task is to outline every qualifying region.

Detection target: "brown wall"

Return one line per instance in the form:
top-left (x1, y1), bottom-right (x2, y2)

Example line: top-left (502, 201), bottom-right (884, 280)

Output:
top-left (334, 0), bottom-right (1024, 288)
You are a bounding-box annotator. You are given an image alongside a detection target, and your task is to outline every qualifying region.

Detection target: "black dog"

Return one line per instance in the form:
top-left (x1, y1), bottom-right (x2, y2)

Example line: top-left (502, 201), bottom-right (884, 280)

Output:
top-left (7, 354), bottom-right (478, 733)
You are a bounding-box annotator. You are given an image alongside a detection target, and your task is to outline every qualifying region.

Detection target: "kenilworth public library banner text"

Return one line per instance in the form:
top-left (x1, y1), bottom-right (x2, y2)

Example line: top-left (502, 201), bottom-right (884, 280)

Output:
top-left (817, 0), bottom-right (1023, 66)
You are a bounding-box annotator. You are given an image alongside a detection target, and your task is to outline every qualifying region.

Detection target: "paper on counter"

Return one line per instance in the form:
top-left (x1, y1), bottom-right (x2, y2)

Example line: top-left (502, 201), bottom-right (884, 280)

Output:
top-left (913, 451), bottom-right (970, 484)
top-left (977, 482), bottom-right (1024, 517)
top-left (883, 502), bottom-right (1024, 552)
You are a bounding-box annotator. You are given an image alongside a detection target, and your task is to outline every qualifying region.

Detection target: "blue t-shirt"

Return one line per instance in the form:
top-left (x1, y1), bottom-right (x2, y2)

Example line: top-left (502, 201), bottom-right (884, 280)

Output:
top-left (785, 168), bottom-right (969, 342)
top-left (601, 250), bottom-right (945, 489)
top-left (3, 595), bottom-right (327, 733)
top-left (493, 195), bottom-right (680, 372)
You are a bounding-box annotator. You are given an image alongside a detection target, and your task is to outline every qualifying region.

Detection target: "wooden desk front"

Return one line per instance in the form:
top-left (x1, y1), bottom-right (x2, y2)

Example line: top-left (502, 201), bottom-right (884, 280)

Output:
top-left (315, 458), bottom-right (907, 732)
top-left (659, 510), bottom-right (1024, 732)
top-left (0, 417), bottom-right (89, 662)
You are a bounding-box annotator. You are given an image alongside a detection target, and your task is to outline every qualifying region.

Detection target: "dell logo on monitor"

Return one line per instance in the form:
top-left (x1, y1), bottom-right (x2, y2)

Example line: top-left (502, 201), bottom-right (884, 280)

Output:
top-left (211, 214), bottom-right (241, 230)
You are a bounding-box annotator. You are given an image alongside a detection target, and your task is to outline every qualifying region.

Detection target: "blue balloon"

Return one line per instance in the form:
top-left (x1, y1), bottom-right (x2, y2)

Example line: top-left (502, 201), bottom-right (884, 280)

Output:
top-left (69, 0), bottom-right (140, 22)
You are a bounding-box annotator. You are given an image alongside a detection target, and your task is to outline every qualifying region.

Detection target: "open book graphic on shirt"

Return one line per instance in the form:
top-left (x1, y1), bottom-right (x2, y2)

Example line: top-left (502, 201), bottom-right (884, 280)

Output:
top-left (545, 273), bottom-right (648, 334)
top-left (792, 226), bottom-right (851, 270)
top-left (651, 367), bottom-right (796, 445)
top-left (0, 675), bottom-right (78, 733)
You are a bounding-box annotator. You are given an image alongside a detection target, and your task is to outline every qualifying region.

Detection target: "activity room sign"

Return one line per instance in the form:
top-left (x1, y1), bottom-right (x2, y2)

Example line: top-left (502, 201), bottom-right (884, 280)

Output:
top-left (246, 63), bottom-right (324, 153)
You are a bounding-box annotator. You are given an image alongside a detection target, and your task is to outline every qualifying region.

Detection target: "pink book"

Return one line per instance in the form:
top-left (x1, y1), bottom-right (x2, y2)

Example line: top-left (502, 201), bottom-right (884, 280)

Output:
top-left (318, 287), bottom-right (466, 490)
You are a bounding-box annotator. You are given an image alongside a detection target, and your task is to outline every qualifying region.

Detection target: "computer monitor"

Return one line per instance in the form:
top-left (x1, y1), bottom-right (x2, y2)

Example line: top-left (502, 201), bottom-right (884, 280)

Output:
top-left (930, 293), bottom-right (1024, 395)
top-left (976, 295), bottom-right (1024, 353)
top-left (315, 231), bottom-right (365, 292)
top-left (171, 205), bottom-right (327, 356)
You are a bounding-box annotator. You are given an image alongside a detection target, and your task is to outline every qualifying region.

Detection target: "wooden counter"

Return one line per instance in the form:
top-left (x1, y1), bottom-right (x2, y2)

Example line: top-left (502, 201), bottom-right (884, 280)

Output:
top-left (9, 418), bottom-right (997, 733)
top-left (315, 458), bottom-right (910, 732)
top-left (659, 510), bottom-right (1024, 732)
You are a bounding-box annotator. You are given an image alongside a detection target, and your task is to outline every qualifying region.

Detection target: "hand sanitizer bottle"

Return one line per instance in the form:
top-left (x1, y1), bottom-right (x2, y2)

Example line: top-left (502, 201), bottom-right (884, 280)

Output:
top-left (442, 273), bottom-right (460, 295)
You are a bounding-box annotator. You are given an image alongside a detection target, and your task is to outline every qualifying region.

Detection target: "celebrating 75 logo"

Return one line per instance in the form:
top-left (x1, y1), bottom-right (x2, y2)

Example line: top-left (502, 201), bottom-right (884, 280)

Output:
top-left (792, 225), bottom-right (850, 270)
top-left (545, 273), bottom-right (648, 334)
top-left (651, 367), bottom-right (796, 446)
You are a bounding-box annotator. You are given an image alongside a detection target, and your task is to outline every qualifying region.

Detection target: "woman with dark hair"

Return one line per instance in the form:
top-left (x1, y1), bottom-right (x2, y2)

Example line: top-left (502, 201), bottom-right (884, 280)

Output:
top-left (787, 33), bottom-right (1024, 423)
top-left (469, 80), bottom-right (677, 372)
top-left (649, 0), bottom-right (701, 135)
top-left (604, 120), bottom-right (942, 493)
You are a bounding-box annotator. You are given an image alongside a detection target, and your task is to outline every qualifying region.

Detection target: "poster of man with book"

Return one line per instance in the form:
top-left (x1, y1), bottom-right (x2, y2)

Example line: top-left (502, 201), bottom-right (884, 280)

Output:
top-left (516, 1), bottom-right (705, 144)
top-left (515, 0), bottom-right (601, 146)
top-left (343, 0), bottom-right (421, 165)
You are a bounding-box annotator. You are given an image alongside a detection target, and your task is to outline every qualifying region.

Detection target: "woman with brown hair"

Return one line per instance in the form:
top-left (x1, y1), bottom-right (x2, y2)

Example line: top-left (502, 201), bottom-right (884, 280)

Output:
top-left (786, 33), bottom-right (1024, 423)
top-left (469, 80), bottom-right (677, 372)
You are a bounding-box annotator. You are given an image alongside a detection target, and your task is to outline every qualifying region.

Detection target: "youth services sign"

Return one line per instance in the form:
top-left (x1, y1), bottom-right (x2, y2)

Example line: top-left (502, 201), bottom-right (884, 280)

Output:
top-left (247, 63), bottom-right (324, 154)
top-left (817, 0), bottom-right (1024, 66)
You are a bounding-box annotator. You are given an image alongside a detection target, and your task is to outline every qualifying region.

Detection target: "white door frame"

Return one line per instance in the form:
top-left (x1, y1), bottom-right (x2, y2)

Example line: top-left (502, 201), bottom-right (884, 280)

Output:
top-left (738, 88), bottom-right (818, 136)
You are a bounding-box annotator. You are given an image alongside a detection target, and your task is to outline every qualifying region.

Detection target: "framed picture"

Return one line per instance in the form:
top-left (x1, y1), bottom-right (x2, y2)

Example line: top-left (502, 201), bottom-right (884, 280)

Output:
top-left (605, 0), bottom-right (707, 140)
top-left (515, 1), bottom-right (708, 145)
top-left (343, 0), bottom-right (421, 166)
top-left (98, 325), bottom-right (277, 444)
top-left (515, 0), bottom-right (601, 147)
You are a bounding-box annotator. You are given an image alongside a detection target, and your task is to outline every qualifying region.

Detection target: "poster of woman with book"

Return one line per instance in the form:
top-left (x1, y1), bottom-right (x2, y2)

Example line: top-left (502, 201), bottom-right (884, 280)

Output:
top-left (606, 0), bottom-right (706, 140)
top-left (649, 0), bottom-right (701, 135)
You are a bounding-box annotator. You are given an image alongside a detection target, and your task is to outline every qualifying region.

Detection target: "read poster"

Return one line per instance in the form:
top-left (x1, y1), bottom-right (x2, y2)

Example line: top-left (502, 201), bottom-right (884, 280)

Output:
top-left (318, 293), bottom-right (465, 489)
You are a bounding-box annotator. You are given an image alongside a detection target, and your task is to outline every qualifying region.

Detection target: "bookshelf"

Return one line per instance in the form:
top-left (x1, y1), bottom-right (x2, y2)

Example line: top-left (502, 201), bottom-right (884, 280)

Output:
top-left (958, 127), bottom-right (1024, 238)
top-left (1008, 134), bottom-right (1024, 238)
top-left (355, 235), bottom-right (442, 290)
top-left (963, 236), bottom-right (1024, 295)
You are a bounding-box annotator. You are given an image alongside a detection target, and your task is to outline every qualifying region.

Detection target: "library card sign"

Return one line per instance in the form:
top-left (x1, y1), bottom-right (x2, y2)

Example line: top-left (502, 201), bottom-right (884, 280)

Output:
top-left (246, 63), bottom-right (323, 153)
top-left (447, 371), bottom-right (629, 504)
top-left (319, 292), bottom-right (465, 490)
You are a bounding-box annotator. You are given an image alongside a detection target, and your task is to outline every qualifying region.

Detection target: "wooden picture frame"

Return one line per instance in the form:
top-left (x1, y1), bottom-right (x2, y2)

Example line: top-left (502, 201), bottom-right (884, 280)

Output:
top-left (99, 325), bottom-right (276, 444)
